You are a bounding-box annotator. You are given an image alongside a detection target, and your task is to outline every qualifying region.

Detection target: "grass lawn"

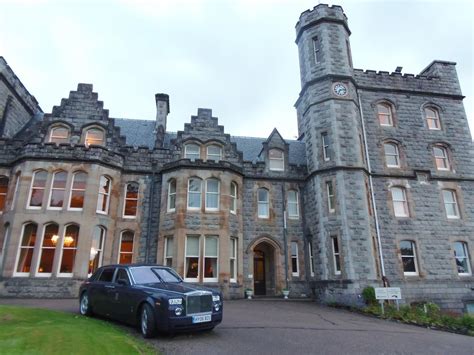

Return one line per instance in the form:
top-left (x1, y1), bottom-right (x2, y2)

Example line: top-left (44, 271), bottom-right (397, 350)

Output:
top-left (0, 305), bottom-right (156, 354)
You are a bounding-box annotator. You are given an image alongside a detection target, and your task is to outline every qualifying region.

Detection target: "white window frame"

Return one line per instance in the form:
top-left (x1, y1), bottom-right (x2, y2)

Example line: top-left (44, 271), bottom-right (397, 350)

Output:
top-left (309, 242), bottom-right (315, 277)
top-left (0, 176), bottom-right (8, 213)
top-left (332, 237), bottom-right (341, 275)
top-left (0, 224), bottom-right (10, 268)
top-left (230, 237), bottom-right (237, 283)
top-left (377, 103), bottom-right (393, 126)
top-left (425, 107), bottom-right (441, 130)
top-left (164, 236), bottom-right (173, 267)
top-left (13, 223), bottom-right (38, 277)
top-left (27, 170), bottom-right (48, 209)
top-left (167, 179), bottom-right (176, 212)
top-left (123, 182), bottom-right (139, 218)
top-left (442, 189), bottom-right (460, 219)
top-left (205, 179), bottom-right (220, 211)
top-left (85, 128), bottom-right (105, 147)
top-left (58, 224), bottom-right (80, 277)
top-left (269, 149), bottom-right (284, 171)
top-left (184, 235), bottom-right (200, 282)
top-left (184, 143), bottom-right (200, 160)
top-left (68, 171), bottom-right (87, 211)
top-left (207, 145), bottom-right (222, 161)
top-left (400, 240), bottom-right (418, 276)
top-left (257, 188), bottom-right (269, 218)
top-left (187, 178), bottom-right (202, 210)
top-left (287, 190), bottom-right (299, 219)
top-left (35, 223), bottom-right (59, 277)
top-left (203, 236), bottom-right (219, 283)
top-left (49, 125), bottom-right (69, 144)
top-left (322, 132), bottom-right (330, 161)
top-left (96, 175), bottom-right (111, 214)
top-left (291, 241), bottom-right (299, 277)
top-left (48, 171), bottom-right (67, 210)
top-left (384, 143), bottom-right (400, 168)
top-left (326, 181), bottom-right (335, 213)
top-left (118, 231), bottom-right (134, 264)
top-left (88, 226), bottom-right (105, 276)
top-left (230, 182), bottom-right (237, 214)
top-left (454, 241), bottom-right (471, 276)
top-left (433, 146), bottom-right (450, 171)
top-left (391, 187), bottom-right (409, 218)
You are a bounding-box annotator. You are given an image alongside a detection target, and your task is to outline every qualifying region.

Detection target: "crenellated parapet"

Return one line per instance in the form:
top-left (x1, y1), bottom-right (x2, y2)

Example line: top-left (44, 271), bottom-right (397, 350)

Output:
top-left (295, 4), bottom-right (348, 42)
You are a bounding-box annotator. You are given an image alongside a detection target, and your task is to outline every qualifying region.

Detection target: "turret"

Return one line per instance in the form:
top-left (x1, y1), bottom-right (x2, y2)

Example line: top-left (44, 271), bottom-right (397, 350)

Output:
top-left (154, 93), bottom-right (169, 148)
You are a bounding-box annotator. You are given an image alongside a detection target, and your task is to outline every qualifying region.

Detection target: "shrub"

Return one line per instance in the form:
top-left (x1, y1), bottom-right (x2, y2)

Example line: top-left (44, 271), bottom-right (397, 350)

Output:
top-left (361, 286), bottom-right (377, 305)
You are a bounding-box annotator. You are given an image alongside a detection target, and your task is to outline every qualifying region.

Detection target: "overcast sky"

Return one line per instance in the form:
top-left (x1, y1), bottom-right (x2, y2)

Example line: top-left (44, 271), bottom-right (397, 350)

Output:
top-left (1, 0), bottom-right (472, 140)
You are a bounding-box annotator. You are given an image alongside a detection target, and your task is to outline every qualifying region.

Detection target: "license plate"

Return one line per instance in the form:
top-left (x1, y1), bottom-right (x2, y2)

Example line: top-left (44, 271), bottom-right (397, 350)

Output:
top-left (192, 314), bottom-right (211, 324)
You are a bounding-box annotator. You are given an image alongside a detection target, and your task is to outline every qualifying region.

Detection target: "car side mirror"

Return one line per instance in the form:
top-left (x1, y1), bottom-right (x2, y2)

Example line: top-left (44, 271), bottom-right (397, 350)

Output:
top-left (117, 279), bottom-right (127, 286)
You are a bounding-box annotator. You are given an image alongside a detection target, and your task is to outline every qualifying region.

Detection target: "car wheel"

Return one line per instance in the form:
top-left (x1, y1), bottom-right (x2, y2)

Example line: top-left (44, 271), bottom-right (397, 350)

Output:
top-left (140, 303), bottom-right (157, 338)
top-left (79, 292), bottom-right (93, 316)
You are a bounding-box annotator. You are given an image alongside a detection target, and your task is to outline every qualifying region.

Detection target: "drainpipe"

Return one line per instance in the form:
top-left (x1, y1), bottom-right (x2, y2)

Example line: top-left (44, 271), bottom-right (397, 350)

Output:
top-left (357, 90), bottom-right (387, 281)
top-left (281, 184), bottom-right (289, 290)
top-left (145, 161), bottom-right (157, 263)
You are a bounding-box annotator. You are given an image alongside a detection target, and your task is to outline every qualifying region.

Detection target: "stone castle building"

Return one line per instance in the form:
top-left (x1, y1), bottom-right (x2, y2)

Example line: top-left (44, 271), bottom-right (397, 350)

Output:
top-left (0, 4), bottom-right (473, 313)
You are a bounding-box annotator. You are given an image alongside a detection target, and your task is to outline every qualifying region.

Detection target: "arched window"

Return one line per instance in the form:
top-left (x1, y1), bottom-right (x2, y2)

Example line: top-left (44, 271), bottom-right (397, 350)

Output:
top-left (167, 179), bottom-right (176, 212)
top-left (205, 178), bottom-right (220, 211)
top-left (424, 107), bottom-right (441, 130)
top-left (269, 149), bottom-right (284, 171)
top-left (377, 103), bottom-right (393, 126)
top-left (85, 128), bottom-right (105, 147)
top-left (119, 231), bottom-right (134, 264)
top-left (442, 189), bottom-right (460, 219)
top-left (59, 224), bottom-right (80, 275)
top-left (0, 176), bottom-right (8, 211)
top-left (89, 226), bottom-right (105, 275)
top-left (48, 171), bottom-right (67, 209)
top-left (37, 223), bottom-right (59, 275)
top-left (230, 182), bottom-right (237, 214)
top-left (187, 178), bottom-right (202, 209)
top-left (123, 182), bottom-right (139, 217)
top-left (184, 143), bottom-right (200, 160)
top-left (257, 188), bottom-right (269, 218)
top-left (15, 223), bottom-right (38, 275)
top-left (96, 175), bottom-right (111, 214)
top-left (391, 187), bottom-right (409, 217)
top-left (400, 240), bottom-right (418, 275)
top-left (49, 126), bottom-right (70, 144)
top-left (287, 190), bottom-right (299, 219)
top-left (433, 145), bottom-right (450, 171)
top-left (28, 170), bottom-right (48, 208)
top-left (69, 171), bottom-right (87, 210)
top-left (384, 143), bottom-right (400, 168)
top-left (207, 145), bottom-right (222, 161)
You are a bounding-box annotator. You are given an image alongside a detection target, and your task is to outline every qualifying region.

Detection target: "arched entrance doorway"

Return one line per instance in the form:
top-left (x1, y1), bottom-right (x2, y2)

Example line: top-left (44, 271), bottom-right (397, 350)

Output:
top-left (253, 241), bottom-right (278, 296)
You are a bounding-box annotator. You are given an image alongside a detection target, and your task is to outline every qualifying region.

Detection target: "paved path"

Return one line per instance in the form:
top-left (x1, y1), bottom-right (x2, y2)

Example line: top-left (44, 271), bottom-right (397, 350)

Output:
top-left (1, 298), bottom-right (472, 354)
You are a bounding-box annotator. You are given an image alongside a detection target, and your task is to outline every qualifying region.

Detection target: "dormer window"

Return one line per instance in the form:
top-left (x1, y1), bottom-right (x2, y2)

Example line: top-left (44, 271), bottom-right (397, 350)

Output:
top-left (207, 145), bottom-right (222, 161)
top-left (185, 144), bottom-right (200, 160)
top-left (269, 149), bottom-right (284, 171)
top-left (85, 128), bottom-right (104, 147)
top-left (49, 126), bottom-right (69, 144)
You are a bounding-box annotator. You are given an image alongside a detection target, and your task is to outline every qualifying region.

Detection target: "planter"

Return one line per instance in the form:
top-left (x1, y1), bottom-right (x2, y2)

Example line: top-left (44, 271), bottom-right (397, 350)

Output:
top-left (282, 290), bottom-right (290, 299)
top-left (245, 290), bottom-right (253, 299)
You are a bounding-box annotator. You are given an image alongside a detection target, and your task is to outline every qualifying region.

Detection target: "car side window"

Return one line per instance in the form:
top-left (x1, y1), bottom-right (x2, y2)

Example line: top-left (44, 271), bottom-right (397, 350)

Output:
top-left (115, 268), bottom-right (130, 286)
top-left (98, 268), bottom-right (115, 282)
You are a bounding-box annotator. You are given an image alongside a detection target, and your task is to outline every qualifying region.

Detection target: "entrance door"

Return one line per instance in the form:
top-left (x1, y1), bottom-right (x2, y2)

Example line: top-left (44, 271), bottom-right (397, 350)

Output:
top-left (254, 250), bottom-right (266, 295)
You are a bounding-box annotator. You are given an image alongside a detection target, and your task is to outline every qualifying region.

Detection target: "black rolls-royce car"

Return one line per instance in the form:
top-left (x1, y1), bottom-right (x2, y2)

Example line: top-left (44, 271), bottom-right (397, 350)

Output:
top-left (78, 264), bottom-right (223, 337)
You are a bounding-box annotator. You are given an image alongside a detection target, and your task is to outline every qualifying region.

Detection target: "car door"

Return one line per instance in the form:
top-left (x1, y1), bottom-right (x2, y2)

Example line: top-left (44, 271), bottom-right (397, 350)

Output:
top-left (111, 268), bottom-right (139, 324)
top-left (93, 267), bottom-right (117, 316)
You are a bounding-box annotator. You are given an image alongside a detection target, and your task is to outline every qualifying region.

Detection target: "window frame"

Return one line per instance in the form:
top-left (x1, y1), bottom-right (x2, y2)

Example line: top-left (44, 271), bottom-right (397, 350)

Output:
top-left (164, 236), bottom-right (173, 267)
top-left (184, 143), bottom-right (200, 161)
top-left (268, 149), bottom-right (284, 171)
top-left (453, 241), bottom-right (471, 276)
top-left (14, 222), bottom-right (38, 277)
top-left (48, 125), bottom-right (70, 144)
top-left (58, 224), bottom-right (80, 277)
top-left (391, 187), bottom-right (409, 218)
top-left (96, 175), bottom-right (111, 215)
top-left (257, 188), bottom-right (270, 219)
top-left (118, 230), bottom-right (134, 264)
top-left (205, 178), bottom-right (220, 211)
top-left (309, 242), bottom-right (315, 277)
top-left (0, 176), bottom-right (9, 212)
top-left (203, 236), bottom-right (219, 283)
top-left (377, 103), bottom-right (393, 127)
top-left (27, 170), bottom-right (48, 209)
top-left (184, 235), bottom-right (200, 282)
top-left (68, 171), bottom-right (87, 211)
top-left (84, 128), bottom-right (105, 147)
top-left (384, 142), bottom-right (400, 168)
top-left (206, 145), bottom-right (222, 161)
top-left (424, 107), bottom-right (441, 130)
top-left (47, 170), bottom-right (68, 210)
top-left (312, 36), bottom-right (321, 64)
top-left (187, 177), bottom-right (202, 210)
top-left (230, 182), bottom-right (237, 214)
top-left (167, 179), bottom-right (176, 212)
top-left (123, 182), bottom-right (139, 218)
top-left (322, 132), bottom-right (330, 161)
top-left (326, 181), bottom-right (335, 213)
top-left (400, 240), bottom-right (419, 276)
top-left (331, 236), bottom-right (341, 276)
top-left (287, 190), bottom-right (299, 219)
top-left (88, 226), bottom-right (106, 276)
top-left (433, 145), bottom-right (450, 171)
top-left (291, 241), bottom-right (299, 277)
top-left (35, 223), bottom-right (59, 277)
top-left (230, 237), bottom-right (237, 283)
top-left (442, 189), bottom-right (460, 219)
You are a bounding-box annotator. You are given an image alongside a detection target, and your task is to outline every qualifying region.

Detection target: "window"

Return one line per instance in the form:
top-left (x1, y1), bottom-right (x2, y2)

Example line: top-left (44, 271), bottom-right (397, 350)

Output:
top-left (207, 145), bottom-right (222, 161)
top-left (257, 188), bottom-right (269, 218)
top-left (118, 231), bottom-right (134, 264)
top-left (89, 226), bottom-right (105, 275)
top-left (425, 107), bottom-right (441, 130)
top-left (97, 175), bottom-right (111, 214)
top-left (230, 237), bottom-right (237, 283)
top-left (123, 182), bottom-right (139, 217)
top-left (321, 132), bottom-right (331, 161)
top-left (49, 126), bottom-right (69, 144)
top-left (400, 240), bottom-right (418, 275)
top-left (0, 176), bottom-right (8, 211)
top-left (312, 36), bottom-right (321, 64)
top-left (37, 223), bottom-right (59, 275)
top-left (230, 182), bottom-right (237, 214)
top-left (185, 143), bottom-right (200, 160)
top-left (15, 223), bottom-right (38, 274)
top-left (204, 236), bottom-right (219, 282)
top-left (11, 173), bottom-right (20, 210)
top-left (291, 242), bottom-right (299, 277)
top-left (377, 103), bottom-right (393, 126)
top-left (28, 170), bottom-right (47, 208)
top-left (442, 189), bottom-right (460, 219)
top-left (69, 172), bottom-right (87, 210)
top-left (59, 224), bottom-right (80, 275)
top-left (454, 242), bottom-right (471, 275)
top-left (185, 235), bottom-right (200, 281)
top-left (205, 179), bottom-right (220, 211)
top-left (384, 143), bottom-right (400, 168)
top-left (326, 181), bottom-right (335, 213)
top-left (433, 146), bottom-right (450, 171)
top-left (187, 178), bottom-right (202, 209)
top-left (48, 171), bottom-right (67, 209)
top-left (309, 242), bottom-right (315, 277)
top-left (391, 187), bottom-right (409, 217)
top-left (332, 237), bottom-right (341, 275)
top-left (167, 179), bottom-right (176, 211)
top-left (99, 268), bottom-right (115, 282)
top-left (164, 237), bottom-right (173, 267)
top-left (116, 268), bottom-right (130, 286)
top-left (287, 190), bottom-right (299, 219)
top-left (269, 149), bottom-right (284, 171)
top-left (85, 128), bottom-right (104, 147)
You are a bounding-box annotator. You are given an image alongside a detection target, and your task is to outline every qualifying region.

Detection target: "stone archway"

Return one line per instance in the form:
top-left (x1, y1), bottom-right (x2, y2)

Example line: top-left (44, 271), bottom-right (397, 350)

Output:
top-left (249, 237), bottom-right (282, 296)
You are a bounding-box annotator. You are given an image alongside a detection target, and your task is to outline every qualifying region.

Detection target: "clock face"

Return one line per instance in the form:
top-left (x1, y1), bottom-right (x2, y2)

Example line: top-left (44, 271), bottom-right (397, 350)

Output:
top-left (333, 83), bottom-right (348, 97)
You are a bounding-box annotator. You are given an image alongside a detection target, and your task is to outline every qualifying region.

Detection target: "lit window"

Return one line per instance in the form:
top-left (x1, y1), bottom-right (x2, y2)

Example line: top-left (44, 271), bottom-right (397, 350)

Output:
top-left (454, 242), bottom-right (471, 275)
top-left (309, 242), bottom-right (315, 277)
top-left (326, 181), bottom-right (335, 213)
top-left (287, 190), bottom-right (299, 219)
top-left (96, 175), bottom-right (111, 214)
top-left (168, 179), bottom-right (176, 212)
top-left (185, 144), bottom-right (200, 160)
top-left (164, 237), bottom-right (173, 267)
top-left (204, 236), bottom-right (219, 282)
top-left (69, 172), bottom-right (87, 210)
top-left (425, 107), bottom-right (441, 130)
top-left (391, 187), bottom-right (409, 217)
top-left (185, 235), bottom-right (200, 282)
top-left (332, 237), bottom-right (341, 275)
top-left (322, 132), bottom-right (331, 161)
top-left (59, 224), bottom-right (80, 275)
top-left (187, 178), bottom-right (202, 209)
top-left (400, 240), bottom-right (418, 275)
top-left (384, 143), bottom-right (400, 168)
top-left (433, 146), bottom-right (450, 171)
top-left (230, 237), bottom-right (237, 282)
top-left (257, 188), bottom-right (269, 218)
top-left (28, 170), bottom-right (48, 208)
top-left (37, 223), bottom-right (59, 275)
top-left (205, 179), bottom-right (220, 211)
top-left (89, 226), bottom-right (105, 275)
top-left (291, 242), bottom-right (299, 277)
top-left (207, 145), bottom-right (222, 161)
top-left (15, 223), bottom-right (38, 275)
top-left (377, 103), bottom-right (393, 126)
top-left (118, 231), bottom-right (134, 264)
top-left (85, 128), bottom-right (104, 147)
top-left (49, 126), bottom-right (69, 144)
top-left (0, 176), bottom-right (8, 211)
top-left (313, 36), bottom-right (321, 64)
top-left (230, 182), bottom-right (237, 214)
top-left (442, 189), bottom-right (460, 219)
top-left (48, 171), bottom-right (67, 209)
top-left (269, 149), bottom-right (284, 171)
top-left (123, 182), bottom-right (139, 217)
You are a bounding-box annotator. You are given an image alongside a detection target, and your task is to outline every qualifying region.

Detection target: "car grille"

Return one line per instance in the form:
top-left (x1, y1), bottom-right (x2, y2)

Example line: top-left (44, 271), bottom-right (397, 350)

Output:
top-left (186, 293), bottom-right (213, 315)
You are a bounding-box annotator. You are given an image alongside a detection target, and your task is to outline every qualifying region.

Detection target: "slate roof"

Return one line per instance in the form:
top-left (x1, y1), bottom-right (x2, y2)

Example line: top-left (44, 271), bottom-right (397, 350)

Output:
top-left (114, 118), bottom-right (307, 166)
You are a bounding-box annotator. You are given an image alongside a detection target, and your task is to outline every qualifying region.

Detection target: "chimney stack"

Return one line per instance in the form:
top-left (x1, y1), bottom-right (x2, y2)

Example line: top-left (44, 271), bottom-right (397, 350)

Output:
top-left (155, 93), bottom-right (169, 148)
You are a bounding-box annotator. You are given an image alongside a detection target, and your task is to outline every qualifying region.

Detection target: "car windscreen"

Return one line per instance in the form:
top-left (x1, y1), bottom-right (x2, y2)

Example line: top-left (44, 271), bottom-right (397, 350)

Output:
top-left (153, 268), bottom-right (182, 283)
top-left (130, 267), bottom-right (182, 284)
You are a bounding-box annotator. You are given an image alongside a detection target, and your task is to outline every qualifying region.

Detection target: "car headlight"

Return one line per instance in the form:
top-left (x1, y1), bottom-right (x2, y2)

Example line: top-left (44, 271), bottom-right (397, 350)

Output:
top-left (214, 303), bottom-right (220, 312)
top-left (175, 307), bottom-right (183, 316)
top-left (169, 298), bottom-right (182, 305)
top-left (212, 295), bottom-right (220, 302)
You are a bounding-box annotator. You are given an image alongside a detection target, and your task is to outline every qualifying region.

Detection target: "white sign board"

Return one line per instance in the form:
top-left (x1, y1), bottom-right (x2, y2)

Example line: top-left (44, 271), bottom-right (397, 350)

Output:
top-left (375, 287), bottom-right (402, 300)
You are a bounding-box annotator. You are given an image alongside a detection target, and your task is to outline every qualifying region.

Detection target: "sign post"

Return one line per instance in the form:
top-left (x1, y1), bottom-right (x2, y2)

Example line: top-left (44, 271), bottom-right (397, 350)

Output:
top-left (375, 287), bottom-right (402, 315)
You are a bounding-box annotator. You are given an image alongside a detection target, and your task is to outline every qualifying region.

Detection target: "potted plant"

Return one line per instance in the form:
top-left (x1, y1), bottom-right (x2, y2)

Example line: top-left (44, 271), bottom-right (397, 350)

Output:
top-left (282, 288), bottom-right (290, 299)
top-left (245, 288), bottom-right (253, 299)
